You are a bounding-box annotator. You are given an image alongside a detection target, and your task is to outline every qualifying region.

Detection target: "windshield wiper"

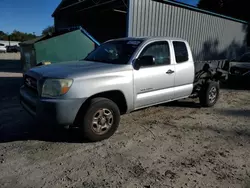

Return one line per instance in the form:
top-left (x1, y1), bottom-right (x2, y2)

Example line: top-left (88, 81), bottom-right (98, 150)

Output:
top-left (83, 58), bottom-right (113, 63)
top-left (95, 59), bottom-right (113, 63)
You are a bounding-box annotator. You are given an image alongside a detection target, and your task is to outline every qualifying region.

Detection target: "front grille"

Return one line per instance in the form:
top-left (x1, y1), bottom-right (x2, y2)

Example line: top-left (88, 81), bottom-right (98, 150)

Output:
top-left (24, 75), bottom-right (37, 90)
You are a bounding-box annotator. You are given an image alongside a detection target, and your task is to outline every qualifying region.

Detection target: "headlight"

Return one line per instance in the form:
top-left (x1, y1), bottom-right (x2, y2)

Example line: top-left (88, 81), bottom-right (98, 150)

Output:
top-left (41, 79), bottom-right (73, 97)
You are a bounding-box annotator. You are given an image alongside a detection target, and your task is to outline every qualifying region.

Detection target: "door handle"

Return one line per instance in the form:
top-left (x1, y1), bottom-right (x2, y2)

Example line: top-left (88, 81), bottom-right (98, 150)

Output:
top-left (166, 70), bottom-right (174, 74)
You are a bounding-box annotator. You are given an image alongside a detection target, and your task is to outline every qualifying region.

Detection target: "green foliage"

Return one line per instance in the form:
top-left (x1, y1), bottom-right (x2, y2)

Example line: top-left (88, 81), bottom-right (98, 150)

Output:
top-left (42, 26), bottom-right (55, 36)
top-left (0, 25), bottom-right (55, 42)
top-left (0, 30), bottom-right (37, 42)
top-left (0, 31), bottom-right (8, 40)
top-left (198, 0), bottom-right (250, 21)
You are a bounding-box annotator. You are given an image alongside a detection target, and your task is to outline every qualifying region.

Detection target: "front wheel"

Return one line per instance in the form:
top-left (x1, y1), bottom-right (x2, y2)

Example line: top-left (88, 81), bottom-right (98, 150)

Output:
top-left (199, 81), bottom-right (219, 107)
top-left (81, 98), bottom-right (120, 142)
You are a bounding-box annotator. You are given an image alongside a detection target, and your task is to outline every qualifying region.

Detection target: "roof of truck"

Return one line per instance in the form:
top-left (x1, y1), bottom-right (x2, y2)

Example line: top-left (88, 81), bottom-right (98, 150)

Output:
top-left (109, 37), bottom-right (186, 42)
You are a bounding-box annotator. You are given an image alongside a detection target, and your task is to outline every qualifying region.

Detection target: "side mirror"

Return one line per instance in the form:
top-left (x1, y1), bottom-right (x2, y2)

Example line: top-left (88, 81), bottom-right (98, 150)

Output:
top-left (134, 56), bottom-right (155, 70)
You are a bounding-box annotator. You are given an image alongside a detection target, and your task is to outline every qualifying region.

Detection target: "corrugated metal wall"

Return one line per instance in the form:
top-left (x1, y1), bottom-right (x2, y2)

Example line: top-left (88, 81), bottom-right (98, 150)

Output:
top-left (128, 0), bottom-right (248, 61)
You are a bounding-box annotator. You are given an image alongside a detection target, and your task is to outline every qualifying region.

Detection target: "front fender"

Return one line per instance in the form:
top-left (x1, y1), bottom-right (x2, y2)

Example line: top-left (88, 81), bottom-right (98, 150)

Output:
top-left (65, 70), bottom-right (134, 112)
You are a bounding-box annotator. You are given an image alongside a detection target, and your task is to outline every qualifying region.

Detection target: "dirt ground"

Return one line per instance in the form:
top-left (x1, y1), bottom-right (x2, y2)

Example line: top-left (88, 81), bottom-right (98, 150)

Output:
top-left (0, 60), bottom-right (250, 188)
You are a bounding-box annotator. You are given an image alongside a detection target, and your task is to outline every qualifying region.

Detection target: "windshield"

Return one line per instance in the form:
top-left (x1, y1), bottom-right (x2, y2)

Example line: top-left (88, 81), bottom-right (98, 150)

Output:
top-left (239, 53), bottom-right (250, 62)
top-left (84, 40), bottom-right (143, 64)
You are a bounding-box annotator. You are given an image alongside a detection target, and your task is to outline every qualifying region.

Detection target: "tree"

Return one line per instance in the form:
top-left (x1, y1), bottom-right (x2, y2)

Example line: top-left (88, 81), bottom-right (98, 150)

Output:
top-left (0, 30), bottom-right (36, 42)
top-left (198, 0), bottom-right (249, 21)
top-left (0, 31), bottom-right (8, 40)
top-left (42, 26), bottom-right (55, 36)
top-left (9, 30), bottom-right (36, 41)
top-left (198, 0), bottom-right (223, 14)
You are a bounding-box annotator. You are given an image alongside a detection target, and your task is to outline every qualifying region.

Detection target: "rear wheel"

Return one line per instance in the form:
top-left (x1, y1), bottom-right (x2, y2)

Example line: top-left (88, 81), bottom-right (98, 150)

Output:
top-left (81, 98), bottom-right (120, 142)
top-left (199, 81), bottom-right (219, 107)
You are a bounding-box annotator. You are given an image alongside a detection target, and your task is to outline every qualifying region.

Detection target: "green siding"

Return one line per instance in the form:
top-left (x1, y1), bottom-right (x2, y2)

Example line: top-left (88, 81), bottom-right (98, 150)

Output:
top-left (34, 30), bottom-right (95, 64)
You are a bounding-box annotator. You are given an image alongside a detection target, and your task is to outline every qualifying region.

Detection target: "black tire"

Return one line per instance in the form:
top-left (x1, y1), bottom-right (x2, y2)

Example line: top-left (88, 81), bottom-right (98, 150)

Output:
top-left (81, 98), bottom-right (120, 142)
top-left (199, 81), bottom-right (219, 107)
top-left (227, 75), bottom-right (236, 88)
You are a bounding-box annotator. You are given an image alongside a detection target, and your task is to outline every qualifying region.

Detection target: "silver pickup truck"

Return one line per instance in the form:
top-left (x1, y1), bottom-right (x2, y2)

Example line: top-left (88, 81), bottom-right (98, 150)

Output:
top-left (20, 37), bottom-right (221, 141)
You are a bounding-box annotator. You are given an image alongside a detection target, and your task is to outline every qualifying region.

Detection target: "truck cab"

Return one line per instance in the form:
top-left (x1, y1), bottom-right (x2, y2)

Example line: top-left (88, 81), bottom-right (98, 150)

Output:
top-left (129, 37), bottom-right (195, 109)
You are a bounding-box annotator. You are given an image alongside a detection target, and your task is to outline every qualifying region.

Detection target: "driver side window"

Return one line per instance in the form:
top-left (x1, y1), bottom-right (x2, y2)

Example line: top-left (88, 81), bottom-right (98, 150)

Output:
top-left (139, 41), bottom-right (171, 66)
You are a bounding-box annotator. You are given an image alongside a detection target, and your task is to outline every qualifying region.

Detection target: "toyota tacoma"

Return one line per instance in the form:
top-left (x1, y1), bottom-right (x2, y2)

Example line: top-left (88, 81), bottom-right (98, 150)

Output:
top-left (20, 37), bottom-right (222, 141)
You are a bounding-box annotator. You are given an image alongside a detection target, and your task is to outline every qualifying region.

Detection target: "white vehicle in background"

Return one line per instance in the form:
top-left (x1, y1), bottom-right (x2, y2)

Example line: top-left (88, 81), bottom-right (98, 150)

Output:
top-left (0, 43), bottom-right (7, 53)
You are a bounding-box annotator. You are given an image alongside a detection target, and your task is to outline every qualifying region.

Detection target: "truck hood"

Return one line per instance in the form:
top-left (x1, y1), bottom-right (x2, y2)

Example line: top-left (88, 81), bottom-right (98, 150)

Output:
top-left (26, 60), bottom-right (132, 79)
top-left (230, 62), bottom-right (250, 69)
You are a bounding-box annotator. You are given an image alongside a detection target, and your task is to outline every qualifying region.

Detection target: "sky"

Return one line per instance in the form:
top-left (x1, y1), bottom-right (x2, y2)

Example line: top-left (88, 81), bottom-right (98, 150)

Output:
top-left (0, 0), bottom-right (198, 36)
top-left (0, 0), bottom-right (61, 35)
top-left (178, 0), bottom-right (198, 6)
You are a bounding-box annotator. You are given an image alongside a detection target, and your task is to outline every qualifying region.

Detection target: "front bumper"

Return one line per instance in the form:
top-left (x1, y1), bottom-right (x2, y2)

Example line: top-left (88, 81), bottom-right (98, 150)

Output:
top-left (20, 85), bottom-right (86, 126)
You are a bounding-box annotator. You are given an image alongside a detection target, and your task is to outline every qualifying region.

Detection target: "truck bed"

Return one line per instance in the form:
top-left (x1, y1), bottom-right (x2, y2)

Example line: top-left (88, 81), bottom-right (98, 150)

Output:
top-left (194, 59), bottom-right (229, 73)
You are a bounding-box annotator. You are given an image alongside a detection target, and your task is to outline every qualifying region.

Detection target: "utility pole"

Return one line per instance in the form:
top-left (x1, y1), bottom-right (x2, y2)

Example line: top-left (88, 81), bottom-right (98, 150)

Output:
top-left (8, 35), bottom-right (10, 46)
top-left (6, 32), bottom-right (10, 46)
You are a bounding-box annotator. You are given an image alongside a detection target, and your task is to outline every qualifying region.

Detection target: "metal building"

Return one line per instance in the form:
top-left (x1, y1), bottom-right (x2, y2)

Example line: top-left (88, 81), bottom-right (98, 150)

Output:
top-left (53, 0), bottom-right (249, 61)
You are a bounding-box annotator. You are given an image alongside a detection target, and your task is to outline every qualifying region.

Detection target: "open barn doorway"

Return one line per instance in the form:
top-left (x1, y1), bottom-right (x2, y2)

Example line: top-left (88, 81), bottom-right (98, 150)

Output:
top-left (53, 0), bottom-right (129, 43)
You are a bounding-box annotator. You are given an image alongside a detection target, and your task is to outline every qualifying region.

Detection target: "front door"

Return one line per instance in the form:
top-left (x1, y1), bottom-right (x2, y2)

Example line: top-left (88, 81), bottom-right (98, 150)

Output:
top-left (133, 41), bottom-right (175, 109)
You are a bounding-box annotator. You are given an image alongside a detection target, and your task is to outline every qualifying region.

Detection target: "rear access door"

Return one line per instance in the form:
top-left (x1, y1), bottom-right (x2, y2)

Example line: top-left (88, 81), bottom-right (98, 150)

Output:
top-left (171, 40), bottom-right (195, 99)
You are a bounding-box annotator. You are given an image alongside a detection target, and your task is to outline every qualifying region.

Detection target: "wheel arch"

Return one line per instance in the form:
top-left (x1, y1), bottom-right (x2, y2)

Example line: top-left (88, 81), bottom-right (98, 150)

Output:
top-left (74, 90), bottom-right (128, 126)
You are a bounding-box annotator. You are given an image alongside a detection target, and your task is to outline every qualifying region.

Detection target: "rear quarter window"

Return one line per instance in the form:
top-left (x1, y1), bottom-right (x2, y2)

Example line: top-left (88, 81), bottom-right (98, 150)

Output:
top-left (173, 41), bottom-right (189, 63)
